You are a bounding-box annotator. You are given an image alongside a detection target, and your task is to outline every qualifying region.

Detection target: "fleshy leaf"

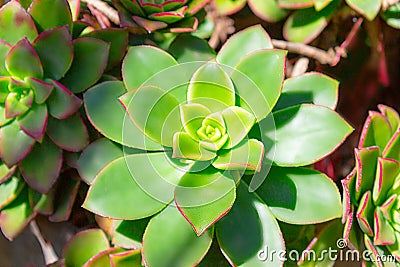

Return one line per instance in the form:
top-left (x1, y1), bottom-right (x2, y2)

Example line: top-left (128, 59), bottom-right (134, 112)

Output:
top-left (28, 0), bottom-right (73, 31)
top-left (83, 28), bottom-right (129, 70)
top-left (112, 219), bottom-right (148, 249)
top-left (120, 85), bottom-right (181, 147)
top-left (356, 191), bottom-right (374, 236)
top-left (29, 188), bottom-right (54, 215)
top-left (0, 187), bottom-right (35, 241)
top-left (216, 182), bottom-right (285, 267)
top-left (378, 104), bottom-right (399, 134)
top-left (222, 106), bottom-right (256, 150)
top-left (82, 247), bottom-right (125, 267)
top-left (0, 176), bottom-right (24, 210)
top-left (254, 166), bottom-right (342, 224)
top-left (168, 34), bottom-right (216, 63)
top-left (354, 147), bottom-right (380, 202)
top-left (46, 114), bottom-right (89, 152)
top-left (261, 104), bottom-right (353, 166)
top-left (283, 0), bottom-right (340, 44)
top-left (248, 0), bottom-right (288, 23)
top-left (0, 1), bottom-right (38, 45)
top-left (173, 132), bottom-right (216, 161)
top-left (188, 62), bottom-right (235, 112)
top-left (274, 72), bottom-right (339, 111)
top-left (345, 0), bottom-right (381, 21)
top-left (60, 37), bottom-right (109, 93)
top-left (63, 229), bottom-right (110, 267)
top-left (19, 137), bottom-right (62, 194)
top-left (230, 50), bottom-right (286, 121)
top-left (5, 92), bottom-right (30, 118)
top-left (215, 0), bottom-right (247, 15)
top-left (383, 129), bottom-right (400, 159)
top-left (49, 176), bottom-right (80, 222)
top-left (0, 162), bottom-right (16, 184)
top-left (358, 111), bottom-right (392, 151)
top-left (175, 169), bottom-right (236, 235)
top-left (83, 81), bottom-right (162, 150)
top-left (17, 103), bottom-right (47, 141)
top-left (122, 45), bottom-right (178, 91)
top-left (33, 26), bottom-right (73, 80)
top-left (77, 138), bottom-right (124, 185)
top-left (278, 0), bottom-right (314, 8)
top-left (27, 78), bottom-right (53, 104)
top-left (142, 205), bottom-right (213, 267)
top-left (382, 3), bottom-right (400, 29)
top-left (46, 80), bottom-right (82, 119)
top-left (372, 158), bottom-right (399, 206)
top-left (216, 25), bottom-right (273, 68)
top-left (5, 37), bottom-right (43, 80)
top-left (83, 153), bottom-right (182, 219)
top-left (180, 103), bottom-right (211, 140)
top-left (213, 139), bottom-right (264, 172)
top-left (109, 250), bottom-right (142, 267)
top-left (0, 120), bottom-right (35, 167)
top-left (374, 208), bottom-right (396, 245)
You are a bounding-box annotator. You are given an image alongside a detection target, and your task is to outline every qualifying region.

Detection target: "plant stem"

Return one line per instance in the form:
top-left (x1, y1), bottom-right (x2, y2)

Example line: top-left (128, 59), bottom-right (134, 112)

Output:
top-left (29, 220), bottom-right (59, 265)
top-left (81, 0), bottom-right (119, 25)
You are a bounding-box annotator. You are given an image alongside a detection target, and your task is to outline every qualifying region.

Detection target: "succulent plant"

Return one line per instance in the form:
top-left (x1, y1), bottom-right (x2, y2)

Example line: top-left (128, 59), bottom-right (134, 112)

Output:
top-left (342, 105), bottom-right (400, 265)
top-left (112, 0), bottom-right (211, 33)
top-left (75, 25), bottom-right (353, 266)
top-left (0, 0), bottom-right (128, 240)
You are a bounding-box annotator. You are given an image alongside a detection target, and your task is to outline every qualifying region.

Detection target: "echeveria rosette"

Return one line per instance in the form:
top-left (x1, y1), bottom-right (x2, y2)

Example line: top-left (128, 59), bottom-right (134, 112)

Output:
top-left (112, 0), bottom-right (211, 33)
top-left (81, 25), bottom-right (352, 266)
top-left (0, 0), bottom-right (126, 240)
top-left (341, 105), bottom-right (400, 266)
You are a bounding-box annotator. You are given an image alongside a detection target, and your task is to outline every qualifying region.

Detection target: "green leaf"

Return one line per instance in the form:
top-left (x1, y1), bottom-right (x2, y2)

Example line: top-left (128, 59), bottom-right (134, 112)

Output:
top-left (29, 188), bottom-right (54, 215)
top-left (122, 45), bottom-right (178, 91)
top-left (0, 40), bottom-right (11, 76)
top-left (213, 139), bottom-right (264, 172)
top-left (83, 81), bottom-right (162, 150)
top-left (188, 62), bottom-right (235, 112)
top-left (33, 26), bottom-right (73, 80)
top-left (28, 0), bottom-right (73, 31)
top-left (274, 72), bottom-right (339, 111)
top-left (46, 114), bottom-right (89, 152)
top-left (60, 37), bottom-right (109, 93)
top-left (175, 169), bottom-right (236, 235)
top-left (83, 153), bottom-right (185, 219)
top-left (168, 34), bottom-right (216, 63)
top-left (173, 132), bottom-right (216, 160)
top-left (255, 167), bottom-right (342, 224)
top-left (355, 191), bottom-right (374, 236)
top-left (26, 78), bottom-right (53, 104)
top-left (180, 103), bottom-right (211, 140)
top-left (359, 111), bottom-right (392, 152)
top-left (378, 104), bottom-right (399, 134)
top-left (0, 162), bottom-right (16, 184)
top-left (5, 92), bottom-right (30, 118)
top-left (17, 103), bottom-right (47, 141)
top-left (63, 229), bottom-right (110, 267)
top-left (83, 28), bottom-right (129, 70)
top-left (345, 0), bottom-right (381, 21)
top-left (0, 1), bottom-right (38, 45)
top-left (120, 85), bottom-right (181, 147)
top-left (372, 158), bottom-right (399, 206)
top-left (231, 49), bottom-right (286, 121)
top-left (46, 80), bottom-right (82, 119)
top-left (0, 176), bottom-right (24, 210)
top-left (19, 137), bottom-right (62, 194)
top-left (283, 0), bottom-right (340, 44)
top-left (374, 208), bottom-right (396, 245)
top-left (248, 0), bottom-right (288, 22)
top-left (49, 176), bottom-right (80, 222)
top-left (5, 37), bottom-right (43, 80)
top-left (354, 147), bottom-right (380, 202)
top-left (0, 120), bottom-right (35, 167)
top-left (261, 104), bottom-right (353, 166)
top-left (216, 182), bottom-right (285, 267)
top-left (383, 129), bottom-right (399, 159)
top-left (381, 3), bottom-right (400, 29)
top-left (217, 25), bottom-right (273, 68)
top-left (0, 186), bottom-right (35, 241)
top-left (215, 0), bottom-right (247, 15)
top-left (142, 204), bottom-right (213, 267)
top-left (314, 0), bottom-right (333, 11)
top-left (77, 138), bottom-right (124, 185)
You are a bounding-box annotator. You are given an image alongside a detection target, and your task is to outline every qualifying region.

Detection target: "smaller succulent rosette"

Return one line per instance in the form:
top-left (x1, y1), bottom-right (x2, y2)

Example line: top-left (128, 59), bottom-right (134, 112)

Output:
top-left (342, 105), bottom-right (400, 265)
top-left (0, 0), bottom-right (128, 240)
top-left (112, 0), bottom-right (211, 33)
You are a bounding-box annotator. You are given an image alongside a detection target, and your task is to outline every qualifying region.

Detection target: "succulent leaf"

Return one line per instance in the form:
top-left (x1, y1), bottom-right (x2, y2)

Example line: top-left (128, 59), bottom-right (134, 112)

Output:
top-left (16, 103), bottom-right (47, 141)
top-left (28, 0), bottom-right (73, 32)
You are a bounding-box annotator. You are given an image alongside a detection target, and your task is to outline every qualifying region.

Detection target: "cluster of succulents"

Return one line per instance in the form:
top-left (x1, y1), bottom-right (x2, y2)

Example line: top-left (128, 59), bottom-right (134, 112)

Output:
top-left (342, 105), bottom-right (399, 265)
top-left (0, 0), bottom-right (128, 240)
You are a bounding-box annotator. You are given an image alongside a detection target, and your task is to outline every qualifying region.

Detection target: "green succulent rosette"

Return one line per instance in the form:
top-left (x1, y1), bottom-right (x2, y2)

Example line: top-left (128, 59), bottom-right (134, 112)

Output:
top-left (0, 0), bottom-right (128, 240)
top-left (78, 26), bottom-right (353, 266)
top-left (112, 0), bottom-right (211, 33)
top-left (342, 105), bottom-right (400, 266)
